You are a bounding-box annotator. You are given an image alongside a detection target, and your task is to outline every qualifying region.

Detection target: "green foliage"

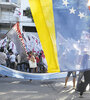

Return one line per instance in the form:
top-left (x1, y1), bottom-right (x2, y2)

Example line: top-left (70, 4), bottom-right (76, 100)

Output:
top-left (25, 7), bottom-right (32, 18)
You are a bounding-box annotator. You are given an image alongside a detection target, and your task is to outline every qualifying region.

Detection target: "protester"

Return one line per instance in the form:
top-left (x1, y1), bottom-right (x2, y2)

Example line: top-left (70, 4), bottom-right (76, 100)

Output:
top-left (81, 50), bottom-right (89, 70)
top-left (0, 47), bottom-right (7, 66)
top-left (6, 48), bottom-right (11, 67)
top-left (41, 51), bottom-right (47, 73)
top-left (20, 53), bottom-right (28, 72)
top-left (76, 71), bottom-right (84, 91)
top-left (76, 49), bottom-right (89, 91)
top-left (35, 53), bottom-right (40, 72)
top-left (16, 54), bottom-right (21, 71)
top-left (39, 51), bottom-right (46, 73)
top-left (0, 47), bottom-right (7, 77)
top-left (64, 71), bottom-right (76, 89)
top-left (27, 51), bottom-right (33, 72)
top-left (29, 52), bottom-right (37, 73)
top-left (9, 51), bottom-right (16, 69)
top-left (79, 70), bottom-right (90, 97)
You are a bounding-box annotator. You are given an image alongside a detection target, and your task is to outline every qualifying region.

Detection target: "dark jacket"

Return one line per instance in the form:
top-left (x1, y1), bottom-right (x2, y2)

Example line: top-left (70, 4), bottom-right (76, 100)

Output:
top-left (84, 70), bottom-right (90, 82)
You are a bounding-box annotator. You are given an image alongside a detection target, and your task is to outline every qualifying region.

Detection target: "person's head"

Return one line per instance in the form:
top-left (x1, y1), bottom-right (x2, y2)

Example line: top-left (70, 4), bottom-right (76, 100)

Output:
top-left (31, 52), bottom-right (34, 56)
top-left (83, 48), bottom-right (88, 54)
top-left (7, 47), bottom-right (10, 51)
top-left (28, 51), bottom-right (32, 56)
top-left (35, 53), bottom-right (38, 57)
top-left (9, 51), bottom-right (13, 55)
top-left (29, 51), bottom-right (32, 54)
top-left (16, 52), bottom-right (18, 56)
top-left (9, 49), bottom-right (12, 53)
top-left (0, 47), bottom-right (4, 52)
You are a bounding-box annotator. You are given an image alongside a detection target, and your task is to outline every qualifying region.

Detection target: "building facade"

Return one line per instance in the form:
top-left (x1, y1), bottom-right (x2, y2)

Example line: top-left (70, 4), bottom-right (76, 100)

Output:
top-left (0, 0), bottom-right (37, 40)
top-left (20, 0), bottom-right (37, 37)
top-left (0, 0), bottom-right (21, 39)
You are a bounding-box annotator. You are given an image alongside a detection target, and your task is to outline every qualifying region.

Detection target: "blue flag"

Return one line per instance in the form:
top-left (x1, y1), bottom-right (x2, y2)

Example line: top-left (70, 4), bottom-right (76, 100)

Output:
top-left (53, 0), bottom-right (90, 71)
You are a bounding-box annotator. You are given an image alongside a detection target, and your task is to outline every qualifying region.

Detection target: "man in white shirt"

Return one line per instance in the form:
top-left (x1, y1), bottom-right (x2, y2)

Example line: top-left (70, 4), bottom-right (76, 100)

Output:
top-left (16, 54), bottom-right (21, 71)
top-left (9, 51), bottom-right (16, 69)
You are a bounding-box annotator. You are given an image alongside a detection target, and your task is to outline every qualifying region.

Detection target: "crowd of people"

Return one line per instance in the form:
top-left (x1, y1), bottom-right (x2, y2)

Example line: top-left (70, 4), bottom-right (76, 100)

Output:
top-left (0, 47), bottom-right (47, 74)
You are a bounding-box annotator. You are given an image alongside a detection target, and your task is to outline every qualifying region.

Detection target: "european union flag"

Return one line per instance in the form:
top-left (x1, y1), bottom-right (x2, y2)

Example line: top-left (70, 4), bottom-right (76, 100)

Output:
top-left (53, 0), bottom-right (90, 71)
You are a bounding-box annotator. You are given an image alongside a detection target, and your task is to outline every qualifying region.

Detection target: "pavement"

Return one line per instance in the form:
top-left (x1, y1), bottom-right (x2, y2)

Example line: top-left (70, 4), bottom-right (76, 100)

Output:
top-left (0, 76), bottom-right (90, 100)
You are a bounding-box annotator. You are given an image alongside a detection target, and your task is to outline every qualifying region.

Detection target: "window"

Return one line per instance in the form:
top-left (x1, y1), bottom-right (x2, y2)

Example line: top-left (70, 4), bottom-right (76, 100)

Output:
top-left (23, 10), bottom-right (32, 18)
top-left (23, 26), bottom-right (37, 32)
top-left (23, 10), bottom-right (26, 16)
top-left (23, 9), bottom-right (34, 22)
top-left (23, 7), bottom-right (33, 18)
top-left (2, 0), bottom-right (9, 2)
top-left (11, 0), bottom-right (17, 4)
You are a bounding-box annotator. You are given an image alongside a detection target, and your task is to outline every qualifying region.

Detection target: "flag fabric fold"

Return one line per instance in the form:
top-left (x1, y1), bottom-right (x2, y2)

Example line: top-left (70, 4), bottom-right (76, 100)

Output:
top-left (29, 0), bottom-right (60, 73)
top-left (7, 22), bottom-right (28, 59)
top-left (0, 65), bottom-right (67, 80)
top-left (29, 0), bottom-right (90, 72)
top-left (53, 0), bottom-right (90, 71)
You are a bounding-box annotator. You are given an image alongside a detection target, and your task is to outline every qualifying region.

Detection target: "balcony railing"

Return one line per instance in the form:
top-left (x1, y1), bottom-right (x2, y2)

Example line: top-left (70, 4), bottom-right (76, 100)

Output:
top-left (0, 13), bottom-right (18, 23)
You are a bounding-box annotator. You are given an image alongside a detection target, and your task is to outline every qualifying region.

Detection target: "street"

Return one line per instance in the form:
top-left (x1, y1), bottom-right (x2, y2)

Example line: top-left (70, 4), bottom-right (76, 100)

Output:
top-left (0, 77), bottom-right (90, 100)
